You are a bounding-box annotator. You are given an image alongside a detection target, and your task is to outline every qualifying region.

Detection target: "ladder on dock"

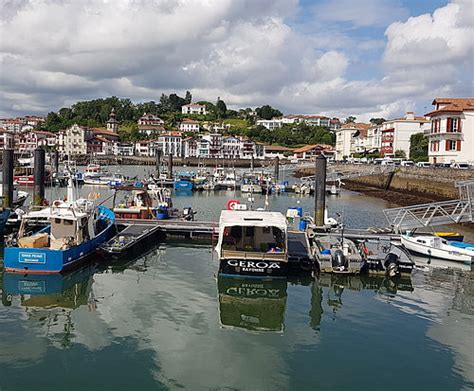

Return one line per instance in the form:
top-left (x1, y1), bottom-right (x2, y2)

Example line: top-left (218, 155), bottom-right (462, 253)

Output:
top-left (383, 180), bottom-right (474, 231)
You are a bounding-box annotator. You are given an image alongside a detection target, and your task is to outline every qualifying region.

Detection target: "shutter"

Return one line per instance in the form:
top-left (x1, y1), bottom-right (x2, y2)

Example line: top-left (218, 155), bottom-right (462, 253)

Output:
top-left (458, 118), bottom-right (462, 132)
top-left (445, 140), bottom-right (450, 151)
top-left (447, 118), bottom-right (452, 132)
top-left (457, 140), bottom-right (461, 151)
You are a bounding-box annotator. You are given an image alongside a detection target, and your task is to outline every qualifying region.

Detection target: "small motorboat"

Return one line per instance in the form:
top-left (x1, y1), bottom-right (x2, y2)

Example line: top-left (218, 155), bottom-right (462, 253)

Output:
top-left (174, 172), bottom-right (194, 191)
top-left (401, 234), bottom-right (473, 263)
top-left (241, 174), bottom-right (262, 194)
top-left (312, 235), bottom-right (363, 274)
top-left (114, 187), bottom-right (174, 220)
top-left (359, 240), bottom-right (414, 277)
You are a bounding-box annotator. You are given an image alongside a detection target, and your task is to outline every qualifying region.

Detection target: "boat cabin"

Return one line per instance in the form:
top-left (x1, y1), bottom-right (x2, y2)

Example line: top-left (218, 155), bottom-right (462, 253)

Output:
top-left (216, 210), bottom-right (288, 262)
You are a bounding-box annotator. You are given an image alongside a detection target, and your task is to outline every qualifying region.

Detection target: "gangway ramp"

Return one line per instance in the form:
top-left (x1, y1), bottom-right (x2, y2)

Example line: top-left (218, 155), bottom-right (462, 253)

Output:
top-left (383, 180), bottom-right (474, 231)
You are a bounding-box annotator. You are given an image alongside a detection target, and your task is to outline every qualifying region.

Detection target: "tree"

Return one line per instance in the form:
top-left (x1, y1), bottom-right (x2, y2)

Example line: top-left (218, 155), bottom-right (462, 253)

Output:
top-left (185, 91), bottom-right (192, 104)
top-left (394, 149), bottom-right (407, 158)
top-left (216, 97), bottom-right (227, 118)
top-left (344, 116), bottom-right (356, 124)
top-left (409, 133), bottom-right (429, 162)
top-left (370, 118), bottom-right (386, 125)
top-left (256, 105), bottom-right (282, 120)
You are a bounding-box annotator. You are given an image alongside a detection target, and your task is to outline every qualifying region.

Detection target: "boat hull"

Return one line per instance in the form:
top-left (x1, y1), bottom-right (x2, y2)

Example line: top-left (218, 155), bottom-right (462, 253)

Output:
top-left (401, 235), bottom-right (472, 263)
top-left (174, 180), bottom-right (194, 190)
top-left (219, 258), bottom-right (288, 278)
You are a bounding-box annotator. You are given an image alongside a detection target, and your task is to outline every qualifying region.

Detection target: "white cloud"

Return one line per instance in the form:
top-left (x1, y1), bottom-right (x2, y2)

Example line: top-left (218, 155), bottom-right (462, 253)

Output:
top-left (0, 0), bottom-right (472, 120)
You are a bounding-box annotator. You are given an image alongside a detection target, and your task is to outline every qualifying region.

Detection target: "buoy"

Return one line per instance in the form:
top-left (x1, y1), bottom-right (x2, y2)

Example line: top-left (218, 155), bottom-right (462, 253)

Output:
top-left (227, 199), bottom-right (240, 210)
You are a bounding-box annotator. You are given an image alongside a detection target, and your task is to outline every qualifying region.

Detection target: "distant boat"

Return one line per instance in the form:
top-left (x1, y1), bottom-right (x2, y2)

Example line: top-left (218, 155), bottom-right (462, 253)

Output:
top-left (4, 181), bottom-right (115, 273)
top-left (174, 172), bottom-right (194, 191)
top-left (401, 234), bottom-right (473, 263)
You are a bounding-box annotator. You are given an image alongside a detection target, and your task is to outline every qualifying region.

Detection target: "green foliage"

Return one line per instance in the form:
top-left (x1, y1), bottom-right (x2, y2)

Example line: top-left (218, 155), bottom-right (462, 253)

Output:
top-left (215, 97), bottom-right (227, 119)
top-left (410, 133), bottom-right (428, 162)
top-left (344, 116), bottom-right (357, 124)
top-left (255, 105), bottom-right (282, 120)
top-left (247, 123), bottom-right (335, 147)
top-left (370, 118), bottom-right (386, 125)
top-left (394, 149), bottom-right (407, 158)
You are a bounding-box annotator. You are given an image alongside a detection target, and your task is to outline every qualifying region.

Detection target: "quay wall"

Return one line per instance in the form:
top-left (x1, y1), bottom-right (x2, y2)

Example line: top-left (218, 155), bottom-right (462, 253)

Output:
top-left (296, 164), bottom-right (474, 202)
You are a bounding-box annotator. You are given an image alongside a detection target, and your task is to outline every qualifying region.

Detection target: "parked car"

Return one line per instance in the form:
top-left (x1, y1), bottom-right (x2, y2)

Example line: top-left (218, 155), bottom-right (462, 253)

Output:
top-left (433, 163), bottom-right (451, 168)
top-left (416, 162), bottom-right (431, 168)
top-left (400, 160), bottom-right (415, 167)
top-left (381, 159), bottom-right (395, 166)
top-left (450, 162), bottom-right (470, 169)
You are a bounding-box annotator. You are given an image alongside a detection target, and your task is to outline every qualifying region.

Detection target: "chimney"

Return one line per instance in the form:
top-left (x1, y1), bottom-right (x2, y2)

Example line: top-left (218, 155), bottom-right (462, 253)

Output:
top-left (406, 111), bottom-right (415, 120)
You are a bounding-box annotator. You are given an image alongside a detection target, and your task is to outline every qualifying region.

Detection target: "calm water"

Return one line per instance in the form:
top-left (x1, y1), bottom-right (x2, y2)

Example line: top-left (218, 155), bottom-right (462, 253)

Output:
top-left (1, 166), bottom-right (473, 390)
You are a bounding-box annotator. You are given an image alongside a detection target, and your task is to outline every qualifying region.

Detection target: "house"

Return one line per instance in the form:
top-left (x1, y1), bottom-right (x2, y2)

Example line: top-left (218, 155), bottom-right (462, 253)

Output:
top-left (425, 98), bottom-right (474, 163)
top-left (135, 140), bottom-right (152, 157)
top-left (90, 128), bottom-right (120, 142)
top-left (138, 113), bottom-right (164, 126)
top-left (203, 133), bottom-right (223, 158)
top-left (89, 136), bottom-right (115, 155)
top-left (256, 118), bottom-right (283, 130)
top-left (179, 119), bottom-right (200, 133)
top-left (114, 142), bottom-right (135, 156)
top-left (197, 138), bottom-right (210, 158)
top-left (294, 144), bottom-right (335, 160)
top-left (335, 123), bottom-right (370, 160)
top-left (222, 136), bottom-right (242, 159)
top-left (156, 132), bottom-right (182, 157)
top-left (181, 103), bottom-right (207, 115)
top-left (0, 128), bottom-right (14, 149)
top-left (182, 137), bottom-right (198, 158)
top-left (378, 112), bottom-right (429, 158)
top-left (15, 130), bottom-right (56, 154)
top-left (63, 124), bottom-right (89, 156)
top-left (138, 125), bottom-right (166, 137)
top-left (264, 145), bottom-right (294, 159)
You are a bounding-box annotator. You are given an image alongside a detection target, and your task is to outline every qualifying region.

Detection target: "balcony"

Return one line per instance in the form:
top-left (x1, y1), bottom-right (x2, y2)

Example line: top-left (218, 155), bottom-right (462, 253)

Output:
top-left (427, 131), bottom-right (463, 140)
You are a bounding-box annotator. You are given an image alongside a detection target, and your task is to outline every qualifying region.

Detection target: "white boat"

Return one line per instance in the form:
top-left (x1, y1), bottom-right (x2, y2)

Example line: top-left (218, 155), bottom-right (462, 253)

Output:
top-left (241, 174), bottom-right (262, 193)
top-left (216, 210), bottom-right (288, 277)
top-left (401, 234), bottom-right (473, 263)
top-left (0, 183), bottom-right (29, 207)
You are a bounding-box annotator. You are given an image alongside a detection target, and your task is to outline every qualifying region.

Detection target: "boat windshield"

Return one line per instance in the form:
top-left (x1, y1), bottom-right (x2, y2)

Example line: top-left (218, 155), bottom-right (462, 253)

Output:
top-left (221, 225), bottom-right (286, 254)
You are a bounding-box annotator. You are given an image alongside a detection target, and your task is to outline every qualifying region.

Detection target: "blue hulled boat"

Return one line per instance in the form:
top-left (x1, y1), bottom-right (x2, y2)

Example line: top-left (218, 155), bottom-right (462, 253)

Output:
top-left (174, 172), bottom-right (194, 191)
top-left (4, 183), bottom-right (115, 274)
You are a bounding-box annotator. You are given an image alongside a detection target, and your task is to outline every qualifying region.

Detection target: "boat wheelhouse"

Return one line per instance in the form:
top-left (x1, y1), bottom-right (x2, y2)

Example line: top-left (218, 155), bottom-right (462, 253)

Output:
top-left (114, 188), bottom-right (173, 220)
top-left (216, 210), bottom-right (288, 277)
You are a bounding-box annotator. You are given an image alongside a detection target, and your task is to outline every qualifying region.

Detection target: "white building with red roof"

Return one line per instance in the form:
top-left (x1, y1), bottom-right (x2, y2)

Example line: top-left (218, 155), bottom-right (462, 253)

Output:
top-left (137, 113), bottom-right (164, 126)
top-left (181, 103), bottom-right (207, 115)
top-left (425, 98), bottom-right (474, 164)
top-left (179, 119), bottom-right (200, 133)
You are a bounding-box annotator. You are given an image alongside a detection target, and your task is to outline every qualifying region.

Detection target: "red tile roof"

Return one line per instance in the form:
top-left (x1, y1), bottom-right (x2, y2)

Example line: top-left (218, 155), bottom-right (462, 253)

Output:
top-left (426, 98), bottom-right (474, 116)
top-left (293, 144), bottom-right (334, 153)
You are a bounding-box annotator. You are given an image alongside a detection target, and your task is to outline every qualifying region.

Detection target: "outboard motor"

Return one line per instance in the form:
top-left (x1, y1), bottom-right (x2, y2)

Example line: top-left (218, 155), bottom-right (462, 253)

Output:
top-left (332, 249), bottom-right (348, 271)
top-left (182, 206), bottom-right (195, 221)
top-left (384, 253), bottom-right (400, 278)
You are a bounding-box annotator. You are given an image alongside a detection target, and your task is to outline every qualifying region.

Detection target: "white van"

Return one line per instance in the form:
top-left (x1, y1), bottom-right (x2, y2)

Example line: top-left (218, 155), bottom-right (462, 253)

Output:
top-left (381, 159), bottom-right (395, 166)
top-left (416, 162), bottom-right (431, 168)
top-left (401, 160), bottom-right (415, 167)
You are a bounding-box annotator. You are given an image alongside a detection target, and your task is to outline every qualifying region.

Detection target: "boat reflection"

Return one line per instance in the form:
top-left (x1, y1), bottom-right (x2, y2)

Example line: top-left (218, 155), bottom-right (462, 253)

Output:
top-left (217, 276), bottom-right (287, 332)
top-left (2, 265), bottom-right (96, 309)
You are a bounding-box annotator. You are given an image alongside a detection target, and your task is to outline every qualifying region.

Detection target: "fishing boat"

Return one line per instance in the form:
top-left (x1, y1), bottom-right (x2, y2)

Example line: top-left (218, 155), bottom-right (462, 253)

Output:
top-left (312, 235), bottom-right (363, 274)
top-left (3, 181), bottom-right (115, 274)
top-left (401, 233), bottom-right (473, 263)
top-left (113, 187), bottom-right (173, 220)
top-left (216, 210), bottom-right (289, 278)
top-left (13, 165), bottom-right (52, 185)
top-left (174, 171), bottom-right (194, 191)
top-left (213, 167), bottom-right (237, 190)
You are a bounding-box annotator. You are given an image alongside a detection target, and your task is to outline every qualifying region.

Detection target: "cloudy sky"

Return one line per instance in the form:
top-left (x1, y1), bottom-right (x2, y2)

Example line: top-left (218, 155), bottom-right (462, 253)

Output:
top-left (0, 0), bottom-right (472, 120)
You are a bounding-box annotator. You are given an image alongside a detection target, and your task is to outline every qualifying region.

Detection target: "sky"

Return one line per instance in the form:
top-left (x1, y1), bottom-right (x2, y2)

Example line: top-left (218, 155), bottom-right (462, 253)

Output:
top-left (0, 0), bottom-right (473, 121)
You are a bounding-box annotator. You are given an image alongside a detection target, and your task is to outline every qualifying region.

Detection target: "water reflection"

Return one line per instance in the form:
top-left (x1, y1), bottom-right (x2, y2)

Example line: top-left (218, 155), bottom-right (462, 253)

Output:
top-left (217, 276), bottom-right (287, 332)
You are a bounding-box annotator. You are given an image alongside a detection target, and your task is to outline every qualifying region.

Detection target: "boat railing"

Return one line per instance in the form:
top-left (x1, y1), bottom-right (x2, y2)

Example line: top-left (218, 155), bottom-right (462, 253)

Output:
top-left (222, 249), bottom-right (287, 261)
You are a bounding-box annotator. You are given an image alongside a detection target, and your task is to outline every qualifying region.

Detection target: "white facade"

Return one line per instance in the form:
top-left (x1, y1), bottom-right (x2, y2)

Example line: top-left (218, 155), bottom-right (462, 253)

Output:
top-left (114, 142), bottom-right (134, 156)
top-left (179, 120), bottom-right (200, 133)
top-left (135, 141), bottom-right (151, 157)
top-left (181, 104), bottom-right (207, 115)
top-left (0, 129), bottom-right (14, 149)
top-left (335, 127), bottom-right (356, 160)
top-left (256, 118), bottom-right (283, 130)
top-left (222, 136), bottom-right (242, 159)
top-left (157, 133), bottom-right (182, 157)
top-left (63, 124), bottom-right (88, 156)
top-left (137, 113), bottom-right (164, 126)
top-left (182, 138), bottom-right (198, 158)
top-left (426, 99), bottom-right (474, 163)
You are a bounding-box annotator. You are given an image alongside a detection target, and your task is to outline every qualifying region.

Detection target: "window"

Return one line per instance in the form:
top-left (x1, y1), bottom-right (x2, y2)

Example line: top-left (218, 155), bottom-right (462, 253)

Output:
top-left (447, 140), bottom-right (457, 151)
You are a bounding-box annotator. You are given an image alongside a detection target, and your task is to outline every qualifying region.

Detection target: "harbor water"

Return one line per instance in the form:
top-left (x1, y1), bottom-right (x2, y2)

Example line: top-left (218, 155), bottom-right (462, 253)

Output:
top-left (0, 165), bottom-right (473, 390)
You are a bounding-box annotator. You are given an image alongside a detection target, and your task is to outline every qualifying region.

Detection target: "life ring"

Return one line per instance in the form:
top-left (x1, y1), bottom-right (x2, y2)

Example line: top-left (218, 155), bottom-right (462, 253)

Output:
top-left (53, 200), bottom-right (61, 207)
top-left (227, 199), bottom-right (240, 210)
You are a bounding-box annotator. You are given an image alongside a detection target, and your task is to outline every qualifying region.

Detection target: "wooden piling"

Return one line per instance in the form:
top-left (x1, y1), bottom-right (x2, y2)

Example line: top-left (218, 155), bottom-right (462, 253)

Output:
top-left (314, 154), bottom-right (327, 226)
top-left (2, 149), bottom-right (14, 209)
top-left (33, 148), bottom-right (46, 206)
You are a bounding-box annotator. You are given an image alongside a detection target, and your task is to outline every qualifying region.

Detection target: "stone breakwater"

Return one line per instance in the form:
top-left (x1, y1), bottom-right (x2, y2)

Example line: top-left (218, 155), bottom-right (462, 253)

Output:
top-left (295, 164), bottom-right (474, 206)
